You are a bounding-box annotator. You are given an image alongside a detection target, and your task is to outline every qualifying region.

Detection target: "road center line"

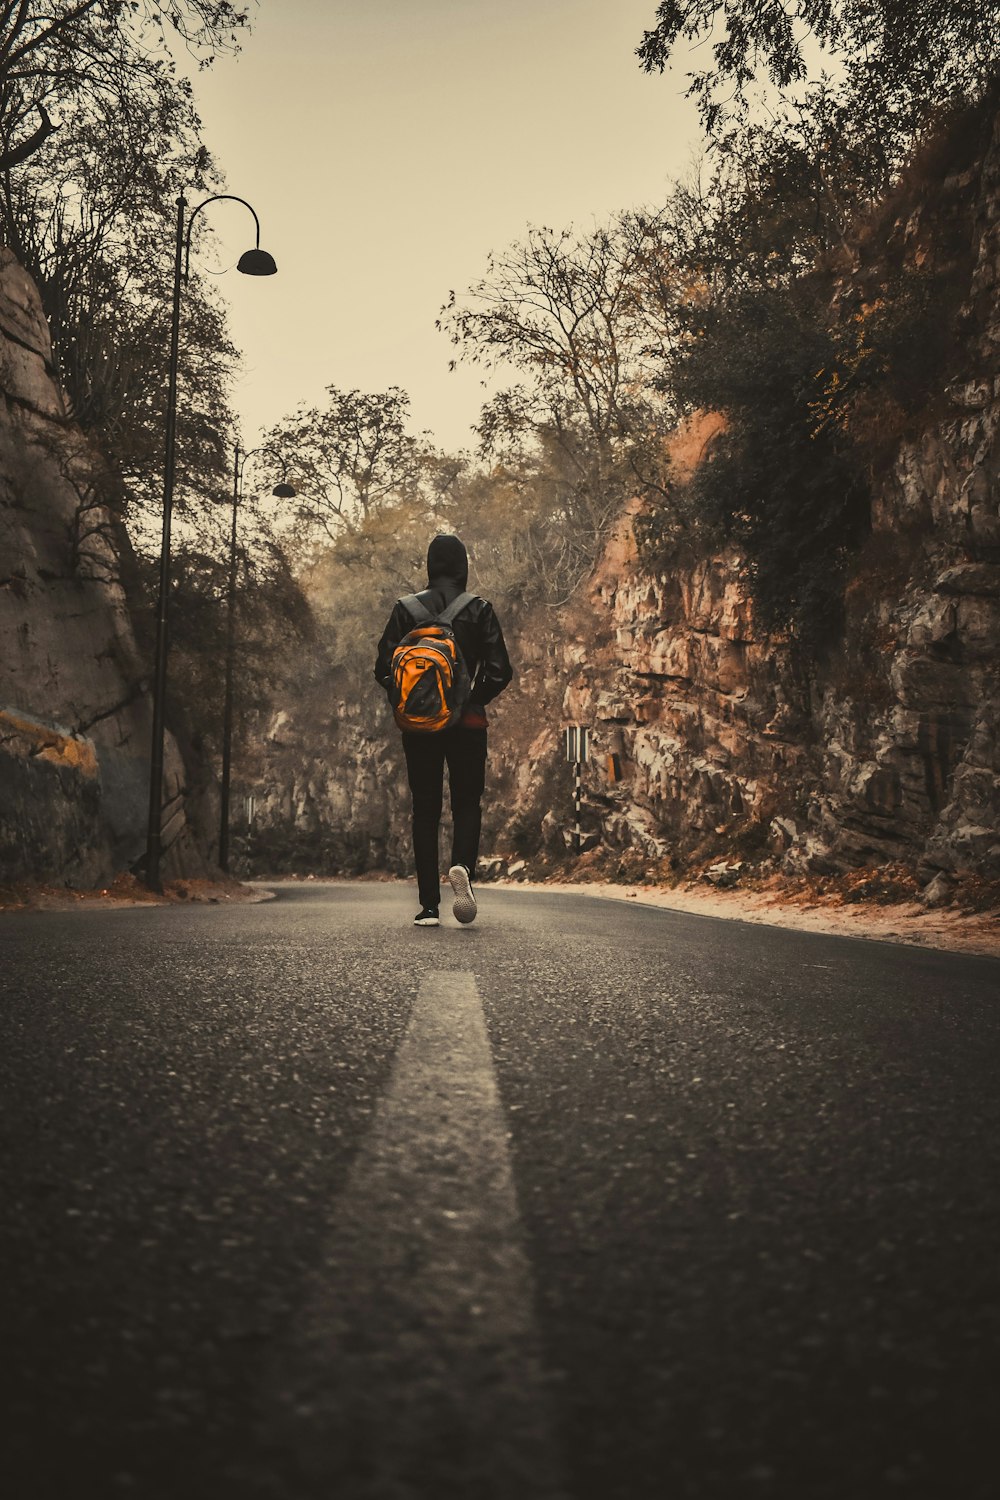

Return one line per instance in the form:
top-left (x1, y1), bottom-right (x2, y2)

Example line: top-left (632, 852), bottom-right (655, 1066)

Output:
top-left (271, 968), bottom-right (569, 1500)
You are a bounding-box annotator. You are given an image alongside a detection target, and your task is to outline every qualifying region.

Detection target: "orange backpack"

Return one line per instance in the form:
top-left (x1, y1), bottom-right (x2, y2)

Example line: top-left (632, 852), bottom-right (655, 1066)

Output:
top-left (389, 592), bottom-right (474, 732)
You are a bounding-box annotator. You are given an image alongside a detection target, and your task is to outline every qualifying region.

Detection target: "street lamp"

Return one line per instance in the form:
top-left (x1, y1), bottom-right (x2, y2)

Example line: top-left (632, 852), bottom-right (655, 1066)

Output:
top-left (144, 194), bottom-right (277, 892)
top-left (218, 446), bottom-right (296, 874)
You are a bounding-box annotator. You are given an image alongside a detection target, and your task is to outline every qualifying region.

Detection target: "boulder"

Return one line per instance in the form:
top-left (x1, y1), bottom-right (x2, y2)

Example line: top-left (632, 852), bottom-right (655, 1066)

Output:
top-left (921, 871), bottom-right (956, 908)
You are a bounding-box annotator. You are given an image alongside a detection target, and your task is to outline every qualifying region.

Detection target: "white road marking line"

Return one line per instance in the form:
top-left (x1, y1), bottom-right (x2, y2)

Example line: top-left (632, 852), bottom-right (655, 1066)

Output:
top-left (271, 969), bottom-right (569, 1499)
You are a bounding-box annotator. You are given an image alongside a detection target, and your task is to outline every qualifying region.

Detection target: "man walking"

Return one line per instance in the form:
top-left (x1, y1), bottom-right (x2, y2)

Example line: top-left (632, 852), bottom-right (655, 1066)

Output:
top-left (374, 533), bottom-right (513, 926)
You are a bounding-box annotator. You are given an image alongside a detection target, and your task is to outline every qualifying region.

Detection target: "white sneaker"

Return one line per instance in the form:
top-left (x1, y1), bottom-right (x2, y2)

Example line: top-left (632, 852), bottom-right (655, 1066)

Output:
top-left (447, 864), bottom-right (477, 924)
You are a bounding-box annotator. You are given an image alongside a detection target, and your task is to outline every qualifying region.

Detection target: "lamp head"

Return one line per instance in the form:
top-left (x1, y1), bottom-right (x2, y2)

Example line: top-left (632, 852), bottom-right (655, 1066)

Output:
top-left (237, 247), bottom-right (277, 276)
top-left (272, 481), bottom-right (296, 498)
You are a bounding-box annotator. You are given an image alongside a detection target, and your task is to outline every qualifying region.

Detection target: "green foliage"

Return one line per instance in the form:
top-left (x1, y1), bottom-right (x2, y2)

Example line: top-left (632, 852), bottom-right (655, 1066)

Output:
top-left (817, 271), bottom-right (969, 462)
top-left (662, 98), bottom-right (893, 304)
top-left (630, 35), bottom-right (989, 656)
top-left (642, 215), bottom-right (969, 652)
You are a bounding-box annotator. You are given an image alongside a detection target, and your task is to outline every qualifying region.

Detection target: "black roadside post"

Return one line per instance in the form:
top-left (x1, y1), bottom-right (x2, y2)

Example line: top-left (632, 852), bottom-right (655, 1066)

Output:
top-left (218, 447), bottom-right (295, 874)
top-left (218, 442), bottom-right (243, 877)
top-left (144, 194), bottom-right (277, 892)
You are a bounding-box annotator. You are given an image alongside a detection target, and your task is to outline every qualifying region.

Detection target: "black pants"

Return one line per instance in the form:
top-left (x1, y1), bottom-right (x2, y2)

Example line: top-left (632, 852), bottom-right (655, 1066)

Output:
top-left (402, 727), bottom-right (488, 910)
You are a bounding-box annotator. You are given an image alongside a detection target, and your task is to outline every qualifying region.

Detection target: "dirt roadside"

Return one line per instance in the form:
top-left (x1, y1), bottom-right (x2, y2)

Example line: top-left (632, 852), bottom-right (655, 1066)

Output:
top-left (505, 878), bottom-right (1000, 960)
top-left (0, 873), bottom-right (272, 912)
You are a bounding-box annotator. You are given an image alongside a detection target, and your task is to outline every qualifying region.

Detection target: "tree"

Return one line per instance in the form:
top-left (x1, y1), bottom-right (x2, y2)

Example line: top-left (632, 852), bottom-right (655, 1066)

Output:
top-left (2, 125), bottom-right (239, 543)
top-left (265, 386), bottom-right (440, 547)
top-left (440, 215), bottom-right (675, 454)
top-left (132, 520), bottom-right (315, 828)
top-left (631, 4), bottom-right (996, 653)
top-left (637, 2), bottom-right (1000, 141)
top-left (0, 2), bottom-right (248, 168)
top-left (652, 280), bottom-right (870, 650)
top-left (439, 215), bottom-right (680, 596)
top-left (660, 97), bottom-right (897, 302)
top-left (0, 5), bottom-right (246, 539)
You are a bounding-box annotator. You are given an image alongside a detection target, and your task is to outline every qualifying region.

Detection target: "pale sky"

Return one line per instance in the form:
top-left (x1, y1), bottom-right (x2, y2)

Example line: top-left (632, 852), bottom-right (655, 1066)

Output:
top-left (187, 0), bottom-right (700, 454)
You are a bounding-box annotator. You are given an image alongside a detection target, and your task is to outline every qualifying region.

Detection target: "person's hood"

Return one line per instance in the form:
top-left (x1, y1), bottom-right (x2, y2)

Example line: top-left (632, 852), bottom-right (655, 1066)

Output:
top-left (426, 533), bottom-right (468, 590)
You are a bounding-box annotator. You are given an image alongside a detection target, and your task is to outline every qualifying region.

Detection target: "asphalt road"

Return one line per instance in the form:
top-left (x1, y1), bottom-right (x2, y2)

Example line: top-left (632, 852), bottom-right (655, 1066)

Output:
top-left (1, 882), bottom-right (998, 1500)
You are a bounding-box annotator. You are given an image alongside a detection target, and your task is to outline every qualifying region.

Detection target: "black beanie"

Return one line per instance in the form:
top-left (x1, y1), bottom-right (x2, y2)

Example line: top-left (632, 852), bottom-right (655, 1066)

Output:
top-left (426, 533), bottom-right (468, 587)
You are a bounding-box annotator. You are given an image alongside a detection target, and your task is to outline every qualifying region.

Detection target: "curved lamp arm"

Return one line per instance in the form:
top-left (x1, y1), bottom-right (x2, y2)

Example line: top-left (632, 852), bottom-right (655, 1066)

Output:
top-left (183, 194), bottom-right (266, 282)
top-left (235, 443), bottom-right (296, 500)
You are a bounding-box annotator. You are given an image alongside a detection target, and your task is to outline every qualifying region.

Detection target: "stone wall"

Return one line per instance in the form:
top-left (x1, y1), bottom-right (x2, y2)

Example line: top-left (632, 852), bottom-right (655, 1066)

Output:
top-left (0, 250), bottom-right (202, 885)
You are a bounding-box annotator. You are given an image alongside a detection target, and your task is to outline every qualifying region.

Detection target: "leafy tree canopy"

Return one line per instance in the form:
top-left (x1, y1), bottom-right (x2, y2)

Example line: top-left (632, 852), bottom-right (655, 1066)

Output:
top-left (0, 2), bottom-right (248, 166)
top-left (439, 215), bottom-right (680, 597)
top-left (2, 95), bottom-right (238, 539)
top-left (439, 215), bottom-right (675, 452)
top-left (1, 2), bottom-right (255, 540)
top-left (638, 1), bottom-right (1000, 137)
top-left (265, 386), bottom-right (446, 551)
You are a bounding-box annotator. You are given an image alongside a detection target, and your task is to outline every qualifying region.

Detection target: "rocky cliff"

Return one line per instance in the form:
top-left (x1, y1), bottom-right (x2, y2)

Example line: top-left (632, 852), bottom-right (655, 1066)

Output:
top-left (238, 109), bottom-right (1000, 900)
top-left (485, 112), bottom-right (1000, 895)
top-left (0, 249), bottom-right (202, 886)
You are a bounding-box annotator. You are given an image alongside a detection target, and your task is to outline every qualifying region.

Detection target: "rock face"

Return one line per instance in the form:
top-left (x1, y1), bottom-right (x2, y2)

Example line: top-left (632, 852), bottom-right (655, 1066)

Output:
top-left (235, 684), bottom-right (409, 876)
top-left (519, 484), bottom-right (999, 882)
top-left (486, 117), bottom-right (1000, 886)
top-left (0, 250), bottom-right (201, 885)
top-left (241, 380), bottom-right (1000, 887)
top-left (239, 109), bottom-right (1000, 889)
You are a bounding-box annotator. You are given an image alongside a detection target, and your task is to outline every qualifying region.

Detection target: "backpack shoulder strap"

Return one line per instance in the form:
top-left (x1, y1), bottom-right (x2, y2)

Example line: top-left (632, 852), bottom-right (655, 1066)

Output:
top-left (438, 591), bottom-right (476, 625)
top-left (399, 592), bottom-right (434, 626)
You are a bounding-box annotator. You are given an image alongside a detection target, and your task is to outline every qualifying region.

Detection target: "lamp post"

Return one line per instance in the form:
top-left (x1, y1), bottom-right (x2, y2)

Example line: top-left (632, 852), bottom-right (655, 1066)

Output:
top-left (144, 193), bottom-right (277, 892)
top-left (218, 446), bottom-right (295, 873)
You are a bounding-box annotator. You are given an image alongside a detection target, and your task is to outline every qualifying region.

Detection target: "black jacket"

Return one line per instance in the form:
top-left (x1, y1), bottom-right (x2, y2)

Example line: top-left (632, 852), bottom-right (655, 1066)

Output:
top-left (373, 582), bottom-right (514, 708)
